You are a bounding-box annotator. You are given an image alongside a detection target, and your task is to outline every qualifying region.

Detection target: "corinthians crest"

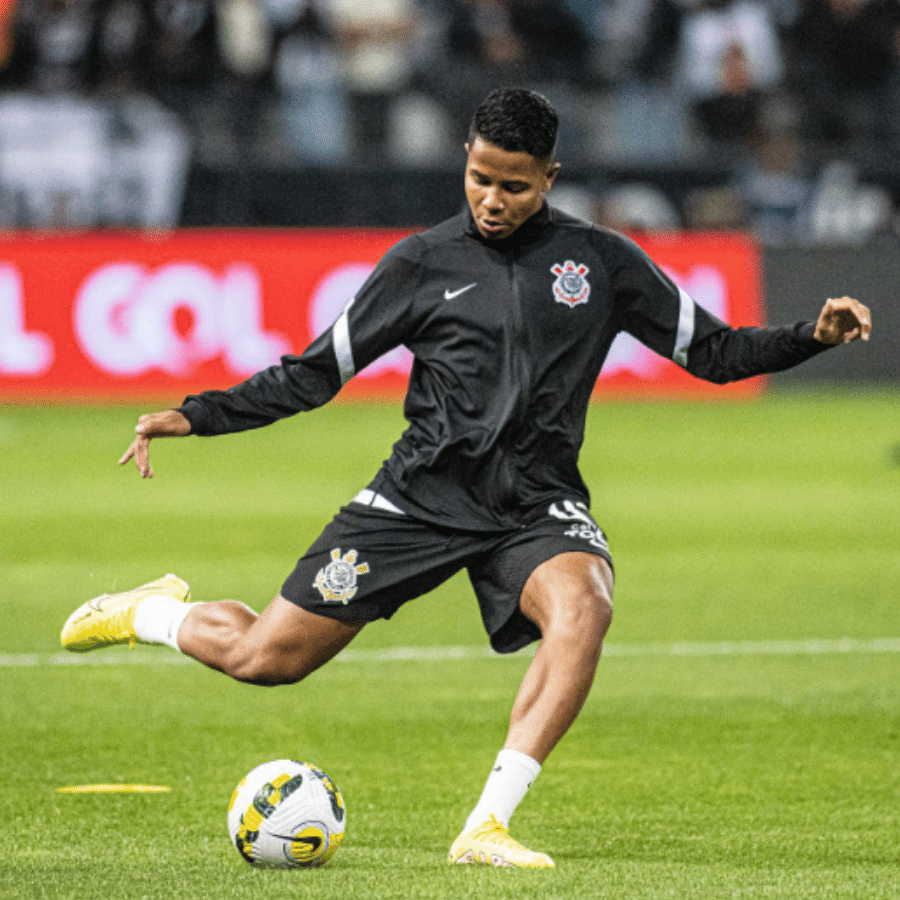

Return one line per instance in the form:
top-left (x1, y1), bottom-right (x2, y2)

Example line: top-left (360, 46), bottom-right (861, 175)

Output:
top-left (314, 548), bottom-right (370, 604)
top-left (551, 260), bottom-right (590, 308)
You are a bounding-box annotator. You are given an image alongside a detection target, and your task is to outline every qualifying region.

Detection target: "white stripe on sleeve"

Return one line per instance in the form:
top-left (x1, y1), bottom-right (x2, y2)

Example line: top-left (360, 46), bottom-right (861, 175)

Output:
top-left (351, 489), bottom-right (406, 515)
top-left (333, 300), bottom-right (356, 385)
top-left (672, 286), bottom-right (695, 369)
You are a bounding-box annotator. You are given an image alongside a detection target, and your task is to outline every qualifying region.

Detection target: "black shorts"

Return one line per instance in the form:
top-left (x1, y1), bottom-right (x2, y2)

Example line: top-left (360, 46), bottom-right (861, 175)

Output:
top-left (281, 492), bottom-right (613, 654)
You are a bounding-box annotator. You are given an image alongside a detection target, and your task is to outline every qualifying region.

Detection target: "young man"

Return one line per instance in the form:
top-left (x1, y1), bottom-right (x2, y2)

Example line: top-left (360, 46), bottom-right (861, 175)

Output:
top-left (61, 88), bottom-right (871, 869)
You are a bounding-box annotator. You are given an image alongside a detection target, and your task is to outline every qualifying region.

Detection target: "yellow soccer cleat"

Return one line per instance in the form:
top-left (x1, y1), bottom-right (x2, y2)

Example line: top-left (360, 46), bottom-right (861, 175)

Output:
top-left (60, 574), bottom-right (190, 652)
top-left (447, 816), bottom-right (555, 869)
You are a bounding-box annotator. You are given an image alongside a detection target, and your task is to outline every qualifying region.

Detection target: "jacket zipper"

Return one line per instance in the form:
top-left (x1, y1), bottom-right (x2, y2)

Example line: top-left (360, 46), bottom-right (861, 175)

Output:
top-left (498, 250), bottom-right (531, 519)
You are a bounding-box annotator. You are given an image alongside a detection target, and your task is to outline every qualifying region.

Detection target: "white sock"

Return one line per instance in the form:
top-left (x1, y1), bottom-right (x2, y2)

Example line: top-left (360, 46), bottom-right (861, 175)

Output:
top-left (133, 597), bottom-right (198, 652)
top-left (464, 749), bottom-right (542, 832)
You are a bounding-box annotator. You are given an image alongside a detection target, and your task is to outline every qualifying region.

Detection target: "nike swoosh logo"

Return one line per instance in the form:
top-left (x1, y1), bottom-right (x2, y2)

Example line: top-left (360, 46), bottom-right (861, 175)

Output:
top-left (72, 597), bottom-right (106, 622)
top-left (272, 834), bottom-right (323, 850)
top-left (444, 283), bottom-right (477, 300)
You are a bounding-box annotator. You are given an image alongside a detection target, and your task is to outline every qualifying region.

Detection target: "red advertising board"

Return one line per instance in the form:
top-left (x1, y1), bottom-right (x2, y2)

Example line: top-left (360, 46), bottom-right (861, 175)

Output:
top-left (0, 229), bottom-right (764, 402)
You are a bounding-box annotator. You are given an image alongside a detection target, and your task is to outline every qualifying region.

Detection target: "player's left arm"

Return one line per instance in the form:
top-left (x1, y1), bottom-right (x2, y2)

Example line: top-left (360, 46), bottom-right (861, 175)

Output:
top-left (812, 296), bottom-right (872, 345)
top-left (679, 298), bottom-right (872, 384)
top-left (608, 234), bottom-right (872, 384)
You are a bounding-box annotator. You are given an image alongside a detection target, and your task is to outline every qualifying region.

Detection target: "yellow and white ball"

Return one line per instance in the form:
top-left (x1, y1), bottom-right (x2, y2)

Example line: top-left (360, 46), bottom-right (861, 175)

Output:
top-left (227, 759), bottom-right (346, 868)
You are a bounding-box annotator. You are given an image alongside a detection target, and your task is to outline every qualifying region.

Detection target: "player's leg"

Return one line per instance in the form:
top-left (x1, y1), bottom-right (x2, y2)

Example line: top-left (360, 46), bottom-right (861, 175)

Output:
top-left (450, 552), bottom-right (613, 867)
top-left (177, 594), bottom-right (364, 685)
top-left (451, 497), bottom-right (615, 867)
top-left (450, 552), bottom-right (612, 868)
top-left (62, 500), bottom-right (468, 683)
top-left (506, 551), bottom-right (614, 762)
top-left (59, 573), bottom-right (364, 685)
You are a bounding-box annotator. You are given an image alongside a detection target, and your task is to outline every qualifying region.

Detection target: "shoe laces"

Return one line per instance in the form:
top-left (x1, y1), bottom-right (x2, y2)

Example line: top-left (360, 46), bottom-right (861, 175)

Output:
top-left (475, 817), bottom-right (524, 849)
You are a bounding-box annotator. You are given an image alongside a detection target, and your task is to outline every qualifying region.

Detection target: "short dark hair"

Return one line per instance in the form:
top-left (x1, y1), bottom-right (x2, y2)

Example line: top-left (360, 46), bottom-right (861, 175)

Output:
top-left (469, 88), bottom-right (559, 160)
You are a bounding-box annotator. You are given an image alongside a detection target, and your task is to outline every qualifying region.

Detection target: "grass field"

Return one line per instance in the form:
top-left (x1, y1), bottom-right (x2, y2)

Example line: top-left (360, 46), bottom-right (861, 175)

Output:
top-left (1, 389), bottom-right (898, 899)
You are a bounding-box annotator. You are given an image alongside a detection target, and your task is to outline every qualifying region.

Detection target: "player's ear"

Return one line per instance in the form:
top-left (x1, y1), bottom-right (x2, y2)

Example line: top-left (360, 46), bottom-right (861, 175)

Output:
top-left (544, 162), bottom-right (561, 193)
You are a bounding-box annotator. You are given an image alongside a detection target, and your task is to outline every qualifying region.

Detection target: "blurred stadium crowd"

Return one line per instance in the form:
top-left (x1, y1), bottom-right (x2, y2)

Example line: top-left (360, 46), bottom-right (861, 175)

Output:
top-left (0, 0), bottom-right (899, 240)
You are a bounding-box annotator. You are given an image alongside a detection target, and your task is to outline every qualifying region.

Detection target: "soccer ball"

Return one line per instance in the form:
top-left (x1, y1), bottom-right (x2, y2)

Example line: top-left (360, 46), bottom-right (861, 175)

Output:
top-left (227, 759), bottom-right (346, 868)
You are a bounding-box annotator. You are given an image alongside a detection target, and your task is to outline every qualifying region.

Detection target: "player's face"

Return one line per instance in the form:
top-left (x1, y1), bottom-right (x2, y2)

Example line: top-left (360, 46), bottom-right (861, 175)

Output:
top-left (464, 137), bottom-right (560, 240)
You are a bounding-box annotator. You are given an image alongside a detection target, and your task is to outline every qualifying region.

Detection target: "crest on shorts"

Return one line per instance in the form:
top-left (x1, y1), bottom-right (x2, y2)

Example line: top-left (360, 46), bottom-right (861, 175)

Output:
top-left (551, 260), bottom-right (590, 308)
top-left (314, 548), bottom-right (370, 604)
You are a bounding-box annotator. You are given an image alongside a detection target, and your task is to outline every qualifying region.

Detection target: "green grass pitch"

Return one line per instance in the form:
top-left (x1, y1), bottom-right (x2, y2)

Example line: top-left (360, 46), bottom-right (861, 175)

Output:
top-left (1, 389), bottom-right (898, 899)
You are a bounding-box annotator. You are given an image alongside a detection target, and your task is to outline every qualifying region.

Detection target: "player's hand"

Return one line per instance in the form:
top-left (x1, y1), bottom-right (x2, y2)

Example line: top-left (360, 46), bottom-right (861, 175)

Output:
top-left (813, 296), bottom-right (872, 345)
top-left (118, 410), bottom-right (191, 478)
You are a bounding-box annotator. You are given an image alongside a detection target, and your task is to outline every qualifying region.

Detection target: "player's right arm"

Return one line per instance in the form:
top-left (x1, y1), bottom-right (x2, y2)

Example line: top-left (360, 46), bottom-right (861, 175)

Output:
top-left (178, 238), bottom-right (423, 436)
top-left (118, 236), bottom-right (426, 477)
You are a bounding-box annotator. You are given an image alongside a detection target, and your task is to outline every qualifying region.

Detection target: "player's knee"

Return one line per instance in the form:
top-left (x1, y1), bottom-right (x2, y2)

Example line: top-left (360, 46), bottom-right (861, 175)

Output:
top-left (523, 555), bottom-right (614, 642)
top-left (549, 584), bottom-right (613, 648)
top-left (572, 587), bottom-right (613, 639)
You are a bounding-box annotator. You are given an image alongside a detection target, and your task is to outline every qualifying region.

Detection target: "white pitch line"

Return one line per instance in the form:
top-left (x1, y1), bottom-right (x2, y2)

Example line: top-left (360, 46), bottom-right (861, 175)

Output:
top-left (603, 637), bottom-right (900, 657)
top-left (2, 637), bottom-right (900, 668)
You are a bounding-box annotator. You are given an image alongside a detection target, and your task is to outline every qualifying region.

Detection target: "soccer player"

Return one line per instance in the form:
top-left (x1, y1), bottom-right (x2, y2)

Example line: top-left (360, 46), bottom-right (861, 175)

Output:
top-left (61, 88), bottom-right (871, 869)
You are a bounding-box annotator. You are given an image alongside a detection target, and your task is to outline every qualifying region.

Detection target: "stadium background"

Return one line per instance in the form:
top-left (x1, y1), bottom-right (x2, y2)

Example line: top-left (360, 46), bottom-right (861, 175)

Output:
top-left (2, 0), bottom-right (898, 398)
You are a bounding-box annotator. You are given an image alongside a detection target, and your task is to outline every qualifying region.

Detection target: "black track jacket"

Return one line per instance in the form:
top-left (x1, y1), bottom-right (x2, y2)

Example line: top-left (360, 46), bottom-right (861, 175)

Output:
top-left (179, 205), bottom-right (829, 531)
